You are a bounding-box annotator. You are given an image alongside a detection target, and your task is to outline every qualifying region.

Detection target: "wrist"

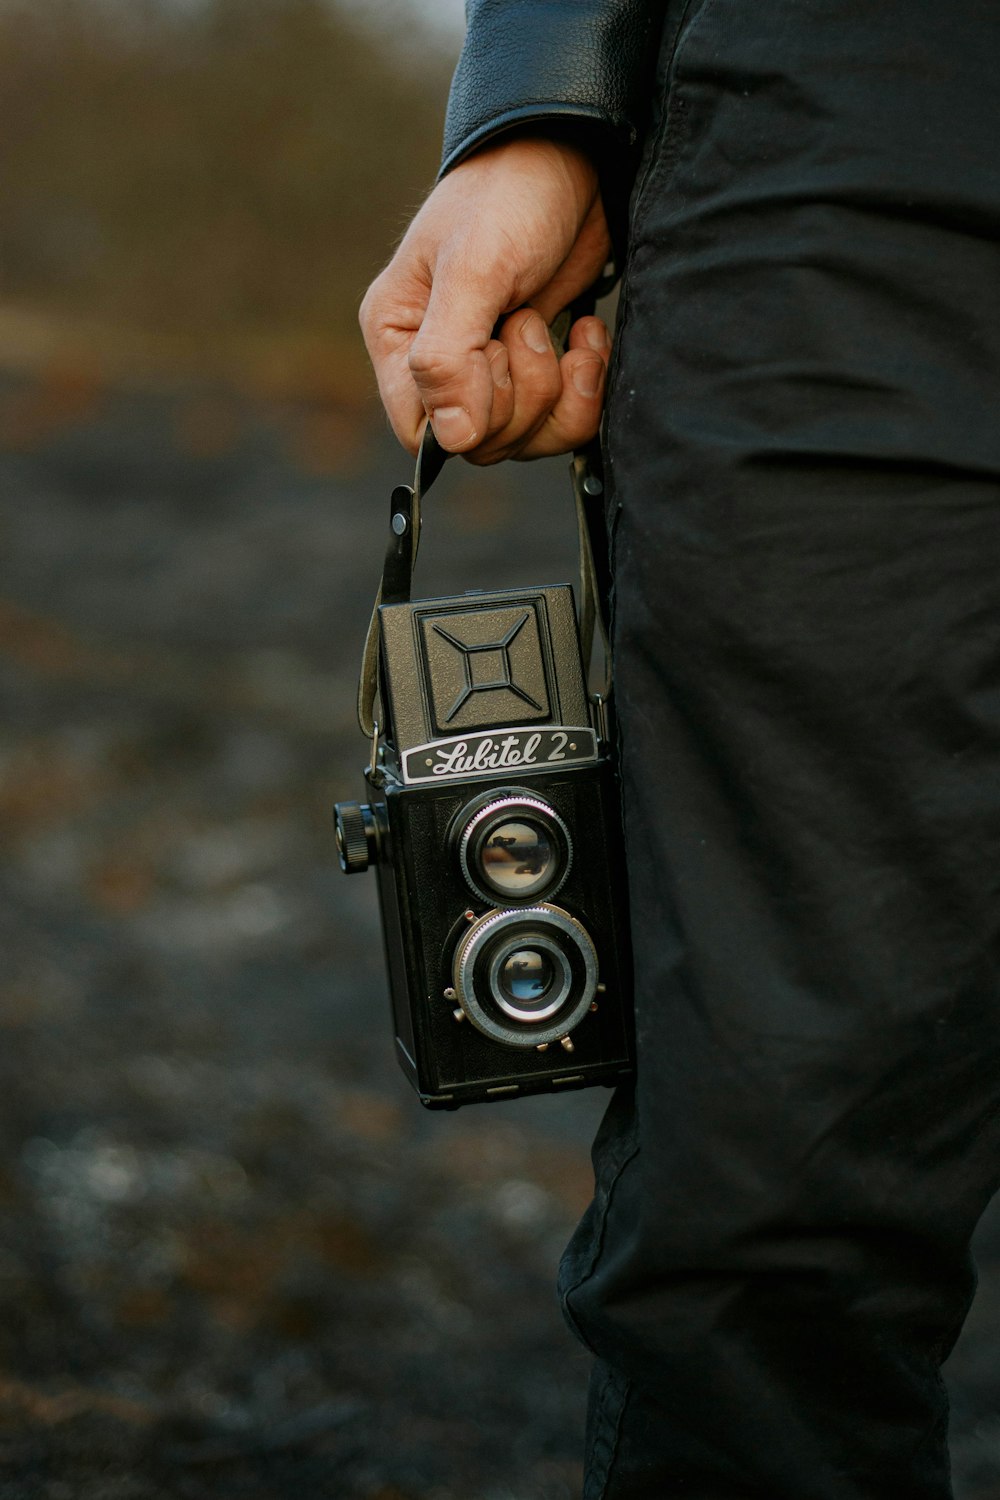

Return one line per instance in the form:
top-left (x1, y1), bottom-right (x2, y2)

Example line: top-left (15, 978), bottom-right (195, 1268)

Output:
top-left (448, 131), bottom-right (601, 223)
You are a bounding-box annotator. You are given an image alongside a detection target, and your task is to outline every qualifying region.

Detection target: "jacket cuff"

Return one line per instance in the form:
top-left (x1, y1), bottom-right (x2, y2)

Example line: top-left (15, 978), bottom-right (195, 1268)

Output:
top-left (440, 0), bottom-right (665, 268)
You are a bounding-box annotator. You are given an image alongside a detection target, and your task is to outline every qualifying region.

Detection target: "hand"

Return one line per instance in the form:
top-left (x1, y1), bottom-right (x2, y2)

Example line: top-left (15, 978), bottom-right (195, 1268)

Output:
top-left (359, 135), bottom-right (613, 463)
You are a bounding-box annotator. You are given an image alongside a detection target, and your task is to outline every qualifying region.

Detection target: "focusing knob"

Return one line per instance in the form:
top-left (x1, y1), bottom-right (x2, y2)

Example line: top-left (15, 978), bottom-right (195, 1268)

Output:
top-left (334, 801), bottom-right (376, 874)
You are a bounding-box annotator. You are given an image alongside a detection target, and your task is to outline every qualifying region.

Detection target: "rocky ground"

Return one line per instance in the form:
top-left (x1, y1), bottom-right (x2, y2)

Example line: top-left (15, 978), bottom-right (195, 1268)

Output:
top-left (0, 369), bottom-right (997, 1499)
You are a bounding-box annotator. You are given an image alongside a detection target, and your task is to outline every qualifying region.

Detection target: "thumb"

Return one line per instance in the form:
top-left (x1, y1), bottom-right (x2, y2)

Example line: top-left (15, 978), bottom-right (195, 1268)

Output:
top-left (407, 258), bottom-right (505, 453)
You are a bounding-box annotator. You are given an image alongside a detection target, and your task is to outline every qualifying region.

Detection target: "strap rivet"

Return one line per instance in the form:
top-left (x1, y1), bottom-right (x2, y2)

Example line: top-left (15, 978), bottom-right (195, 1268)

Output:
top-left (391, 513), bottom-right (408, 536)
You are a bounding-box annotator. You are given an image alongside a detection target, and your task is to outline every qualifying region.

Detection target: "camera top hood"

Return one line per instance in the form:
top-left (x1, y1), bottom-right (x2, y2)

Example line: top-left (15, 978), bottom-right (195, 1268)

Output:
top-left (356, 424), bottom-right (612, 765)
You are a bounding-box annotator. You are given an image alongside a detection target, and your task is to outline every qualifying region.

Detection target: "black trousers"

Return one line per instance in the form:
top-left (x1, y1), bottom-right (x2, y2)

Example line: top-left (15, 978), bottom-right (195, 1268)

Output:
top-left (558, 3), bottom-right (1000, 1495)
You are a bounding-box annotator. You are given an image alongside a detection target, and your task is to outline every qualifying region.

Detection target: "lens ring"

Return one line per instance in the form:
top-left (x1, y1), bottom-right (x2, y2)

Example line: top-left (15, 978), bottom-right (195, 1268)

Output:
top-left (453, 903), bottom-right (598, 1047)
top-left (457, 793), bottom-right (573, 905)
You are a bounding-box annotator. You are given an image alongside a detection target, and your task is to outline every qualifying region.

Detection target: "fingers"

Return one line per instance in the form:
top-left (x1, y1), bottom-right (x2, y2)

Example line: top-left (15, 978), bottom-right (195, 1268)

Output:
top-left (405, 268), bottom-right (497, 453)
top-left (360, 235), bottom-right (612, 462)
top-left (464, 311), bottom-right (612, 465)
top-left (360, 241), bottom-right (511, 456)
top-left (483, 338), bottom-right (515, 437)
top-left (492, 308), bottom-right (563, 451)
top-left (359, 268), bottom-right (431, 454)
top-left (380, 265), bottom-right (527, 456)
top-left (518, 313), bottom-right (612, 459)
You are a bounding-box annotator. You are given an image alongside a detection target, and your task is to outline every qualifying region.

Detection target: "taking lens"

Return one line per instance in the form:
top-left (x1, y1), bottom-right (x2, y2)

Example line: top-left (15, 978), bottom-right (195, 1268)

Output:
top-left (486, 932), bottom-right (572, 1023)
top-left (497, 946), bottom-right (554, 1005)
top-left (455, 906), bottom-right (597, 1044)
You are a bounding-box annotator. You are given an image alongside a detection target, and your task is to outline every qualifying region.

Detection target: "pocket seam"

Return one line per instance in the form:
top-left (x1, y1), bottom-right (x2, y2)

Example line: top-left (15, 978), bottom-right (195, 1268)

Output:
top-left (629, 0), bottom-right (726, 241)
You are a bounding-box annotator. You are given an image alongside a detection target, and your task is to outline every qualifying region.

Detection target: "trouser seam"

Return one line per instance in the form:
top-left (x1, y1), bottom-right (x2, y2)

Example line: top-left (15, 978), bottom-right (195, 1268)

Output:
top-left (561, 1130), bottom-right (640, 1354)
top-left (596, 1375), bottom-right (632, 1500)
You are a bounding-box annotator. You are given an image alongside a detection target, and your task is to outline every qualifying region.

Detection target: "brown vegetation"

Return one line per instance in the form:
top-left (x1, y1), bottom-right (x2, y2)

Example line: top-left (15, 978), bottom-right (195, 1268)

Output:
top-left (0, 0), bottom-right (451, 388)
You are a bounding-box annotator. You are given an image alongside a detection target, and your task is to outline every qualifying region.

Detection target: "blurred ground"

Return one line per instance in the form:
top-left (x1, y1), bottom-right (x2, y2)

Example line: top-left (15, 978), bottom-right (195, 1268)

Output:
top-left (0, 365), bottom-right (619, 1500)
top-left (0, 5), bottom-right (615, 1494)
top-left (0, 368), bottom-right (999, 1500)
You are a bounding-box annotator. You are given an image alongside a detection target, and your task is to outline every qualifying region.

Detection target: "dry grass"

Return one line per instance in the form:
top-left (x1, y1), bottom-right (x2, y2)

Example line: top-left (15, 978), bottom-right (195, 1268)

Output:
top-left (0, 0), bottom-right (450, 389)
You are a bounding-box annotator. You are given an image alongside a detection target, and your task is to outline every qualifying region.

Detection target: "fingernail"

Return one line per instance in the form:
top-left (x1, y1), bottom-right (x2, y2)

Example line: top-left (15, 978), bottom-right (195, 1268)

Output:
top-left (489, 347), bottom-right (510, 388)
top-left (431, 406), bottom-right (477, 449)
top-left (572, 359), bottom-right (604, 399)
top-left (521, 314), bottom-right (551, 355)
top-left (585, 320), bottom-right (611, 352)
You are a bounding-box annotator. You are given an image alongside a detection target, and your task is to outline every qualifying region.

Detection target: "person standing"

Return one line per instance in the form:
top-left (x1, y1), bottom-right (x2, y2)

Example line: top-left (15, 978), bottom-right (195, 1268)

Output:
top-left (360, 3), bottom-right (1000, 1495)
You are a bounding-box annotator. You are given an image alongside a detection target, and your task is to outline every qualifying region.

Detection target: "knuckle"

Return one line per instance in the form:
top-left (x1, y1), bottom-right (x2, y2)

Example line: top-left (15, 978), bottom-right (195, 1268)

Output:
top-left (560, 415), bottom-right (597, 450)
top-left (406, 342), bottom-right (456, 386)
top-left (484, 397), bottom-right (513, 439)
top-left (543, 365), bottom-right (564, 405)
top-left (507, 361), bottom-right (561, 414)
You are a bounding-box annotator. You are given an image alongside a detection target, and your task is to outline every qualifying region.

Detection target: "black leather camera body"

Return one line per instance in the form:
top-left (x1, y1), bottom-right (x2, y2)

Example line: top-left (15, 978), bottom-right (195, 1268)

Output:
top-left (334, 435), bottom-right (633, 1109)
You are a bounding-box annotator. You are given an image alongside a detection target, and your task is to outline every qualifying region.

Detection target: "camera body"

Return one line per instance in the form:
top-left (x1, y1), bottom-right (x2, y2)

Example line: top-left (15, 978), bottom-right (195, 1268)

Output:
top-left (335, 581), bottom-right (633, 1109)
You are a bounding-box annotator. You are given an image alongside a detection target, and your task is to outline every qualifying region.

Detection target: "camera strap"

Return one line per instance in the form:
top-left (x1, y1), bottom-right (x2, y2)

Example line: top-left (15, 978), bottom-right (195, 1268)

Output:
top-left (356, 421), bottom-right (445, 742)
top-left (356, 407), bottom-right (614, 746)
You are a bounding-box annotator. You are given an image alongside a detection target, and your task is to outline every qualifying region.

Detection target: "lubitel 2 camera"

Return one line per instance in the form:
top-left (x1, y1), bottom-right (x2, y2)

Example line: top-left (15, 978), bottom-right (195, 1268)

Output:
top-left (334, 429), bottom-right (633, 1109)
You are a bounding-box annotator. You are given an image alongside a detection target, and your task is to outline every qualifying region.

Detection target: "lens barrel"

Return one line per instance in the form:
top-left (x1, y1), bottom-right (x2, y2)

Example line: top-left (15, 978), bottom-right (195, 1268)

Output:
top-left (452, 903), bottom-right (598, 1047)
top-left (456, 791), bottom-right (572, 905)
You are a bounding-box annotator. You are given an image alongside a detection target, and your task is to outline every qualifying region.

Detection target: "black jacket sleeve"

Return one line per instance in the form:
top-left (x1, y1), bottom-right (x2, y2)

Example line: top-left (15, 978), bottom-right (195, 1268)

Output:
top-left (440, 0), bottom-right (667, 258)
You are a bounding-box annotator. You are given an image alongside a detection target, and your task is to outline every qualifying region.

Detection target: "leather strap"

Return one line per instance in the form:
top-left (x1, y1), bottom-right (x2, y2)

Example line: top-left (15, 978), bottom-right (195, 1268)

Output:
top-left (571, 438), bottom-right (613, 704)
top-left (356, 421), bottom-right (447, 737)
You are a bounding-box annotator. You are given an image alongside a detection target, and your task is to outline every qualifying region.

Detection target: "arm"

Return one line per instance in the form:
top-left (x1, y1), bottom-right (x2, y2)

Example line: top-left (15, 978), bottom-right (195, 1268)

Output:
top-left (360, 0), bottom-right (665, 462)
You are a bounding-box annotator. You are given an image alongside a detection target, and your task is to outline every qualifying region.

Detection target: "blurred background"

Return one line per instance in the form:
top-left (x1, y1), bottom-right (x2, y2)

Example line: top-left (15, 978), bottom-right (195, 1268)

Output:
top-left (0, 2), bottom-right (997, 1498)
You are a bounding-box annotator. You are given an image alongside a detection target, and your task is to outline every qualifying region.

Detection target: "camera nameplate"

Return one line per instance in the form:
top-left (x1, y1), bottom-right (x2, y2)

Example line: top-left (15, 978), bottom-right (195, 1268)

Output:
top-left (400, 725), bottom-right (598, 785)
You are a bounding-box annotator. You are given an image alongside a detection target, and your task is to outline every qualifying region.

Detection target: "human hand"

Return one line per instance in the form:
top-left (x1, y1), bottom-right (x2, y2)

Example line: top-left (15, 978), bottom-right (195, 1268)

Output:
top-left (359, 135), bottom-right (613, 463)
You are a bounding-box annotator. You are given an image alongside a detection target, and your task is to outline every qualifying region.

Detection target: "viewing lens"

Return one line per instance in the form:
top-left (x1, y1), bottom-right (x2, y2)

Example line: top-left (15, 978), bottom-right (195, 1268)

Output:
top-left (480, 819), bottom-right (555, 896)
top-left (456, 792), bottom-right (573, 906)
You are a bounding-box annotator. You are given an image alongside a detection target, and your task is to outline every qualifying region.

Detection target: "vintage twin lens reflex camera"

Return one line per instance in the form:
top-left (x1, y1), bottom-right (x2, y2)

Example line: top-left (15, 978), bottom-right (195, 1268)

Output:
top-left (334, 437), bottom-right (634, 1109)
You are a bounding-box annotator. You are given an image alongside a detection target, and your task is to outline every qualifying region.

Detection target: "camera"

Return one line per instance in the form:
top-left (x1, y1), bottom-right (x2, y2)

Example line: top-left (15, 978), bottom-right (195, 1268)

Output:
top-left (333, 436), bottom-right (633, 1109)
